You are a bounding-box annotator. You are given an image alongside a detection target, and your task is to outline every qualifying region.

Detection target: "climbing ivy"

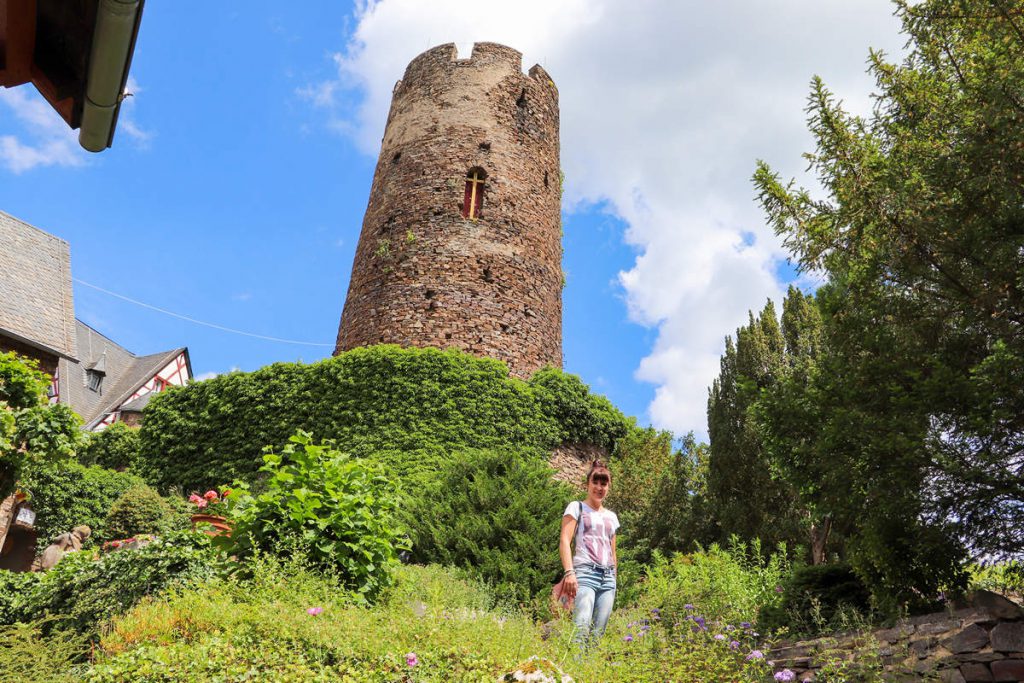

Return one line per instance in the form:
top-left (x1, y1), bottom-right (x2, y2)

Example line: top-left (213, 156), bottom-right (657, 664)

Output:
top-left (137, 345), bottom-right (632, 491)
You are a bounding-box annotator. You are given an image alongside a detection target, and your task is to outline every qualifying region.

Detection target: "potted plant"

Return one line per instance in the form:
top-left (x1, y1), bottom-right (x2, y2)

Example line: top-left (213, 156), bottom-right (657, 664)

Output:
top-left (189, 488), bottom-right (232, 536)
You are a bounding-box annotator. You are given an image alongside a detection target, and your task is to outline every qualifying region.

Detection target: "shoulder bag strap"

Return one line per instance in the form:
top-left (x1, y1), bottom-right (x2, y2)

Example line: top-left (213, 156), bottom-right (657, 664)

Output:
top-left (569, 501), bottom-right (583, 551)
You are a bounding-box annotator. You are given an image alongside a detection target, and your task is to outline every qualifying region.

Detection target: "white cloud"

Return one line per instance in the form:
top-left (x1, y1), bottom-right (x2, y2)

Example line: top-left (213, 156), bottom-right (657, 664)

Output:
top-left (307, 0), bottom-right (906, 436)
top-left (194, 371), bottom-right (221, 382)
top-left (116, 75), bottom-right (154, 147)
top-left (0, 74), bottom-right (152, 168)
top-left (0, 87), bottom-right (85, 172)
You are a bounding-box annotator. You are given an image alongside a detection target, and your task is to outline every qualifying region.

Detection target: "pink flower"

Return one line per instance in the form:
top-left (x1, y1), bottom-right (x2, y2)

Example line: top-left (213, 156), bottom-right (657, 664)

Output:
top-left (406, 653), bottom-right (418, 667)
top-left (203, 490), bottom-right (218, 501)
top-left (307, 607), bottom-right (323, 616)
top-left (196, 499), bottom-right (208, 509)
top-left (188, 494), bottom-right (202, 504)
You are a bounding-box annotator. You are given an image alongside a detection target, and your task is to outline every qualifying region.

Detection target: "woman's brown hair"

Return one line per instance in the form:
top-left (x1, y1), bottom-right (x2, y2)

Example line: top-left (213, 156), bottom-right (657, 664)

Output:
top-left (586, 459), bottom-right (611, 483)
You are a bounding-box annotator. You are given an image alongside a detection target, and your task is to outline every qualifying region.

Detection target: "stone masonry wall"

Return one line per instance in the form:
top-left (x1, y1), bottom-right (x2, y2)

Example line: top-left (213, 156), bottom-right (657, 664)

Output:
top-left (549, 443), bottom-right (608, 488)
top-left (769, 592), bottom-right (1024, 682)
top-left (335, 42), bottom-right (562, 378)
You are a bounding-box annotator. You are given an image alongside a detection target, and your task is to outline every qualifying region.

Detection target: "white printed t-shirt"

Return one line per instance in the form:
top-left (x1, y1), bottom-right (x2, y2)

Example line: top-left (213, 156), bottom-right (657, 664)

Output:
top-left (564, 501), bottom-right (619, 568)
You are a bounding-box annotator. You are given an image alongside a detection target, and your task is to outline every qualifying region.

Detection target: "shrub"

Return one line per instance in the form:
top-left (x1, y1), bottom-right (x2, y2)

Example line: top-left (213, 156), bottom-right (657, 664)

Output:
top-left (1, 352), bottom-right (82, 498)
top-left (639, 539), bottom-right (790, 629)
top-left (969, 560), bottom-right (1024, 595)
top-left (137, 346), bottom-right (629, 491)
top-left (20, 462), bottom-right (145, 544)
top-left (757, 562), bottom-right (874, 636)
top-left (0, 621), bottom-right (87, 683)
top-left (104, 485), bottom-right (175, 540)
top-left (0, 569), bottom-right (42, 624)
top-left (15, 530), bottom-right (218, 634)
top-left (222, 431), bottom-right (405, 601)
top-left (403, 449), bottom-right (573, 605)
top-left (79, 423), bottom-right (140, 471)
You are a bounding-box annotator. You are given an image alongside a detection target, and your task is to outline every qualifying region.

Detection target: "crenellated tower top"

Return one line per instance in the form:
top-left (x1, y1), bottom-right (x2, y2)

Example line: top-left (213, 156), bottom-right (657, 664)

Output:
top-left (335, 43), bottom-right (562, 377)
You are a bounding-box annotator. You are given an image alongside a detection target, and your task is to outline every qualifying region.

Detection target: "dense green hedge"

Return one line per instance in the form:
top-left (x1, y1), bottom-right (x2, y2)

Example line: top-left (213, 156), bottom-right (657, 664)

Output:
top-left (78, 423), bottom-right (140, 471)
top-left (20, 463), bottom-right (146, 544)
top-left (138, 346), bottom-right (632, 491)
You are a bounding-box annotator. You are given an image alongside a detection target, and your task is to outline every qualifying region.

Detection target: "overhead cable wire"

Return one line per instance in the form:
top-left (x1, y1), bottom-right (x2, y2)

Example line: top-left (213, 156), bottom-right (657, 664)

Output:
top-left (73, 278), bottom-right (334, 347)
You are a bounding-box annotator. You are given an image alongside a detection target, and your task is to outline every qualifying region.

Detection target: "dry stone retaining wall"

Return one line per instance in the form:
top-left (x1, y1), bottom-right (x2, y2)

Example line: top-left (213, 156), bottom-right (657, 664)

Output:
top-left (769, 592), bottom-right (1024, 682)
top-left (336, 42), bottom-right (562, 378)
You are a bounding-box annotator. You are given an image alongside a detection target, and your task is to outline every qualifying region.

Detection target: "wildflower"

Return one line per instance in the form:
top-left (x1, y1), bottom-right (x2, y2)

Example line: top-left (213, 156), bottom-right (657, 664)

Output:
top-left (307, 607), bottom-right (324, 616)
top-left (651, 608), bottom-right (660, 617)
top-left (204, 490), bottom-right (218, 501)
top-left (624, 634), bottom-right (633, 642)
top-left (740, 622), bottom-right (752, 629)
top-left (746, 650), bottom-right (764, 660)
top-left (406, 653), bottom-right (418, 667)
top-left (775, 585), bottom-right (784, 593)
top-left (775, 670), bottom-right (795, 682)
top-left (684, 604), bottom-right (695, 610)
top-left (714, 634), bottom-right (726, 641)
top-left (730, 640), bottom-right (740, 650)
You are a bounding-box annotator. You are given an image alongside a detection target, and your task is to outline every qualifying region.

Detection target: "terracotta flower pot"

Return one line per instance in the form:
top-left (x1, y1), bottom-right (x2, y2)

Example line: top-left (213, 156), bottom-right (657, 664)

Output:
top-left (190, 513), bottom-right (232, 537)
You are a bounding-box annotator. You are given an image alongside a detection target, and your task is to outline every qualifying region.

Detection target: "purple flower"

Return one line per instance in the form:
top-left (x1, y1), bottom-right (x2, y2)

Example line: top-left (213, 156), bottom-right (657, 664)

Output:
top-left (624, 634), bottom-right (634, 642)
top-left (740, 622), bottom-right (752, 629)
top-left (746, 650), bottom-right (765, 660)
top-left (775, 670), bottom-right (795, 682)
top-left (730, 640), bottom-right (740, 650)
top-left (714, 634), bottom-right (726, 641)
top-left (306, 607), bottom-right (324, 616)
top-left (406, 652), bottom-right (418, 667)
top-left (683, 603), bottom-right (695, 610)
top-left (775, 585), bottom-right (784, 593)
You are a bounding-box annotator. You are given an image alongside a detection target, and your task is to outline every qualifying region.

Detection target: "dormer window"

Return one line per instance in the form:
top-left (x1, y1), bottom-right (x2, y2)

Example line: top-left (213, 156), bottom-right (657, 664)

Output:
top-left (86, 368), bottom-right (104, 393)
top-left (462, 168), bottom-right (486, 219)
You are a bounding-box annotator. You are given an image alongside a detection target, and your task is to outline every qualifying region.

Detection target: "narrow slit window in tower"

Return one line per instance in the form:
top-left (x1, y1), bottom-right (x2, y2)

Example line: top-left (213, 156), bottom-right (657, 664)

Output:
top-left (462, 168), bottom-right (486, 219)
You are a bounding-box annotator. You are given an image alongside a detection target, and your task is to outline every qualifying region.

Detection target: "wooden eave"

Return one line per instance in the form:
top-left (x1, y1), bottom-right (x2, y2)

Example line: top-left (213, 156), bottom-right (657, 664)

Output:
top-left (0, 0), bottom-right (137, 134)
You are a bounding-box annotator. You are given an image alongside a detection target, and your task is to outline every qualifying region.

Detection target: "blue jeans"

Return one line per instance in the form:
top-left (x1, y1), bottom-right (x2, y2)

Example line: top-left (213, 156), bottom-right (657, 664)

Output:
top-left (572, 563), bottom-right (616, 646)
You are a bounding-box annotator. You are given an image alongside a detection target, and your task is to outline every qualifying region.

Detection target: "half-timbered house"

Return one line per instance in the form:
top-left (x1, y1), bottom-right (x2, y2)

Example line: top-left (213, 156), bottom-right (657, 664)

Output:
top-left (0, 210), bottom-right (192, 430)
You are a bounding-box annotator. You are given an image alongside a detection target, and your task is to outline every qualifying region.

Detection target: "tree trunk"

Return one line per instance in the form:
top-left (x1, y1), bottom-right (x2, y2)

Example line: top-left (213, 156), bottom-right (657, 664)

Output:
top-left (810, 515), bottom-right (832, 565)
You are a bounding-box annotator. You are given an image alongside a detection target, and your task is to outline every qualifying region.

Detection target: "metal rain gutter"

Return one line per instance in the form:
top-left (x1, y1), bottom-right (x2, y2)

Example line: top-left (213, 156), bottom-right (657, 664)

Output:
top-left (78, 0), bottom-right (143, 153)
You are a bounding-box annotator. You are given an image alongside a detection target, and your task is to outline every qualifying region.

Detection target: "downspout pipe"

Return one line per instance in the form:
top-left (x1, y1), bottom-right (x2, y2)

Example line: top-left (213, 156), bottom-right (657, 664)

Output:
top-left (79, 0), bottom-right (142, 152)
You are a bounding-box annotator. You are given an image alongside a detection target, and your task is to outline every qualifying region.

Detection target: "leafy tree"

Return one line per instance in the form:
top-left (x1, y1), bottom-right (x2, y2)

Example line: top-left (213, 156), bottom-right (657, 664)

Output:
top-left (706, 301), bottom-right (804, 551)
top-left (611, 429), bottom-right (709, 562)
top-left (752, 0), bottom-right (1024, 602)
top-left (0, 353), bottom-right (81, 498)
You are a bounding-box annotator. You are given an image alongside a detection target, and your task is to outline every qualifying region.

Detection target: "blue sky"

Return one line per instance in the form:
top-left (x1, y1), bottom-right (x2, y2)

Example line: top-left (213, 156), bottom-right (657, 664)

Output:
top-left (0, 1), bottom-right (905, 437)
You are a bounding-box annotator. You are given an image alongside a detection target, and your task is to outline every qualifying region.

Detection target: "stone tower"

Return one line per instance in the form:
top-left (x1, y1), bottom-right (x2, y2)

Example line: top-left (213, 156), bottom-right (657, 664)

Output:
top-left (334, 42), bottom-right (562, 377)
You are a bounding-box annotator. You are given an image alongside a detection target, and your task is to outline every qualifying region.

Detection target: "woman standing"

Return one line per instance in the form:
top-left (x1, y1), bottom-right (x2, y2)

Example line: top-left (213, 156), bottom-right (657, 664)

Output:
top-left (559, 460), bottom-right (619, 646)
